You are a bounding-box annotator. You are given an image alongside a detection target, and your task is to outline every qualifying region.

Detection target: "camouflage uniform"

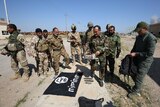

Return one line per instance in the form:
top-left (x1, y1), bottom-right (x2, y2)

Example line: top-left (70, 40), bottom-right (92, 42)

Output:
top-left (83, 28), bottom-right (94, 54)
top-left (35, 37), bottom-right (49, 76)
top-left (49, 34), bottom-right (70, 74)
top-left (104, 32), bottom-right (121, 74)
top-left (29, 35), bottom-right (40, 73)
top-left (3, 31), bottom-right (30, 81)
top-left (68, 31), bottom-right (82, 64)
top-left (89, 34), bottom-right (106, 80)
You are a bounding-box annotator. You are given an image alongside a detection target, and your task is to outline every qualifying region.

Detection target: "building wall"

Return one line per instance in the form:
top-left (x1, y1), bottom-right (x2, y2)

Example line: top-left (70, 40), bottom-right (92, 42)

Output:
top-left (0, 25), bottom-right (9, 39)
top-left (149, 23), bottom-right (160, 37)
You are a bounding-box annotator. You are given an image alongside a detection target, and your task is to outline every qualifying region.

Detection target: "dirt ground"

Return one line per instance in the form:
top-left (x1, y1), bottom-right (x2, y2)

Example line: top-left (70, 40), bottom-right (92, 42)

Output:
top-left (0, 35), bottom-right (159, 107)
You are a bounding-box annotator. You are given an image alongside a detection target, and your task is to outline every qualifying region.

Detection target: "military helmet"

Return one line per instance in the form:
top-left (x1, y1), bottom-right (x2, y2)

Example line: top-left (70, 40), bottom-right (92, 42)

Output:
top-left (71, 24), bottom-right (76, 30)
top-left (106, 24), bottom-right (112, 30)
top-left (87, 22), bottom-right (93, 27)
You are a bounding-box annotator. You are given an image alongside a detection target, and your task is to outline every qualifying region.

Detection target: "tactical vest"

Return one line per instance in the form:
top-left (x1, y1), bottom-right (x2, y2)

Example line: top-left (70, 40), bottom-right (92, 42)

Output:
top-left (7, 31), bottom-right (24, 51)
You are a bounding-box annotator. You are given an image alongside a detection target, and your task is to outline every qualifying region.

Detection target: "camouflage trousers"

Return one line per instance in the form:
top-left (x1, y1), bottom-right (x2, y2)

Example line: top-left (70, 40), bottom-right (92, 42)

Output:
top-left (38, 52), bottom-right (48, 75)
top-left (71, 45), bottom-right (82, 63)
top-left (52, 48), bottom-right (70, 73)
top-left (90, 56), bottom-right (106, 80)
top-left (11, 50), bottom-right (29, 76)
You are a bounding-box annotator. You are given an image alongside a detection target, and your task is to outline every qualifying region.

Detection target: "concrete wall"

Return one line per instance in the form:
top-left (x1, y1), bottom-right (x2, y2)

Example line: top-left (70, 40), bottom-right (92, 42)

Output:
top-left (149, 23), bottom-right (160, 37)
top-left (0, 25), bottom-right (9, 39)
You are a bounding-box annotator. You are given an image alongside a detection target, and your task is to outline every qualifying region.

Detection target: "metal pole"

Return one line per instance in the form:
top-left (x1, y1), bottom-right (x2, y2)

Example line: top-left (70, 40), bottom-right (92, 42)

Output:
top-left (65, 14), bottom-right (68, 32)
top-left (4, 0), bottom-right (9, 24)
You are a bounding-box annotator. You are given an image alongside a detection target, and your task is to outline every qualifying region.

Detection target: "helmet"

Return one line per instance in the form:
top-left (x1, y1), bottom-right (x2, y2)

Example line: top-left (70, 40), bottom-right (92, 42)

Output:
top-left (87, 22), bottom-right (93, 27)
top-left (106, 24), bottom-right (112, 30)
top-left (71, 24), bottom-right (76, 30)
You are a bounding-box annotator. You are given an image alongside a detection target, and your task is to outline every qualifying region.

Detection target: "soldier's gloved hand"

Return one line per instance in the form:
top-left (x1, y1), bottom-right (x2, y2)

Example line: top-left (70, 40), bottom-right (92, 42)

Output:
top-left (116, 52), bottom-right (120, 58)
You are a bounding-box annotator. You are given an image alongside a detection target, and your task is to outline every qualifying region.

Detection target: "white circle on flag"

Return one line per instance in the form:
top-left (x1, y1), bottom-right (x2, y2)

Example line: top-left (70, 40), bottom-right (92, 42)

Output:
top-left (55, 76), bottom-right (68, 84)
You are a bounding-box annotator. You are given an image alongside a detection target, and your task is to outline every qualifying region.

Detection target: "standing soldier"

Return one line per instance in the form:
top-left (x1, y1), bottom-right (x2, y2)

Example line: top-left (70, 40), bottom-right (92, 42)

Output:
top-left (104, 25), bottom-right (121, 77)
top-left (48, 27), bottom-right (71, 76)
top-left (43, 29), bottom-right (53, 72)
top-left (34, 28), bottom-right (49, 77)
top-left (1, 24), bottom-right (30, 82)
top-left (67, 24), bottom-right (82, 65)
top-left (28, 29), bottom-right (39, 75)
top-left (128, 21), bottom-right (157, 98)
top-left (83, 22), bottom-right (94, 56)
top-left (89, 25), bottom-right (106, 87)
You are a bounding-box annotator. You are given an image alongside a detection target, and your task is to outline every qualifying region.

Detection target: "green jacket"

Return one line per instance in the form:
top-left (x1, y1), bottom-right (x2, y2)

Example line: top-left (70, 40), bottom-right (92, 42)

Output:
top-left (131, 31), bottom-right (157, 64)
top-left (89, 34), bottom-right (106, 59)
top-left (104, 32), bottom-right (121, 58)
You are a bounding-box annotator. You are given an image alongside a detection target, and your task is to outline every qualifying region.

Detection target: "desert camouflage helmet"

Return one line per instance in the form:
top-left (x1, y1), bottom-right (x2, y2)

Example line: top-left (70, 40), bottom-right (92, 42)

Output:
top-left (106, 24), bottom-right (112, 29)
top-left (87, 22), bottom-right (93, 27)
top-left (71, 24), bottom-right (76, 30)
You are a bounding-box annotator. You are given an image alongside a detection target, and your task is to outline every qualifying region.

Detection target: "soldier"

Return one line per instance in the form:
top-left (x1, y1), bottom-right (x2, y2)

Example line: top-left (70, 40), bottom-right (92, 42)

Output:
top-left (89, 25), bottom-right (106, 87)
top-left (43, 29), bottom-right (53, 72)
top-left (1, 24), bottom-right (30, 82)
top-left (127, 21), bottom-right (157, 98)
top-left (104, 25), bottom-right (121, 77)
top-left (67, 24), bottom-right (82, 65)
top-left (83, 22), bottom-right (94, 56)
top-left (48, 27), bottom-right (71, 75)
top-left (29, 29), bottom-right (39, 75)
top-left (34, 28), bottom-right (49, 78)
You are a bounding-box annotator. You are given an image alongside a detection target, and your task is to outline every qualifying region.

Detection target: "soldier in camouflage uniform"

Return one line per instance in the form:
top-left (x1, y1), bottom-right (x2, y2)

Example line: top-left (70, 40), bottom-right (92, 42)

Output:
top-left (43, 29), bottom-right (52, 71)
top-left (1, 24), bottom-right (30, 82)
top-left (34, 28), bottom-right (49, 78)
top-left (104, 25), bottom-right (121, 77)
top-left (83, 22), bottom-right (94, 56)
top-left (89, 25), bottom-right (107, 87)
top-left (48, 27), bottom-right (71, 75)
top-left (127, 22), bottom-right (157, 99)
top-left (67, 24), bottom-right (82, 65)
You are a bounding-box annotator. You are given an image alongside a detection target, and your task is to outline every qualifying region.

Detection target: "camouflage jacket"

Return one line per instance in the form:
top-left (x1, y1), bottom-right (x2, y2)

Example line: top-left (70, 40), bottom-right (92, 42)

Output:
top-left (67, 31), bottom-right (81, 47)
top-left (35, 37), bottom-right (49, 52)
top-left (6, 31), bottom-right (25, 52)
top-left (84, 28), bottom-right (94, 44)
top-left (104, 32), bottom-right (121, 58)
top-left (48, 35), bottom-right (63, 51)
top-left (89, 34), bottom-right (106, 58)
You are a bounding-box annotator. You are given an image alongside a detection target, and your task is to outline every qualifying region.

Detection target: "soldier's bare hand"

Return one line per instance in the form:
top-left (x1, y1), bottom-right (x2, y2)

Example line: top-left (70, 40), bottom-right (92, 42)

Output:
top-left (129, 52), bottom-right (137, 57)
top-left (95, 51), bottom-right (100, 56)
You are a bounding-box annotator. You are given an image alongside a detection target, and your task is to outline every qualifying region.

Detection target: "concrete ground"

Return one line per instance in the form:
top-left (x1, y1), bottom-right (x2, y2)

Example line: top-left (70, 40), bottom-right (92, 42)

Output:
top-left (0, 36), bottom-right (160, 107)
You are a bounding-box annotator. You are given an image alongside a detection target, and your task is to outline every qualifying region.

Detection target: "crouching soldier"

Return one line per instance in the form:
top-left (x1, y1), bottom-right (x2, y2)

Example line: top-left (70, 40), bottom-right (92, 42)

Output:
top-left (1, 24), bottom-right (30, 82)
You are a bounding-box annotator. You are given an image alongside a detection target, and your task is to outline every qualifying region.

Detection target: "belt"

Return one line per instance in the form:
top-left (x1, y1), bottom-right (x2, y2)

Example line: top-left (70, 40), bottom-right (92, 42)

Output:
top-left (53, 49), bottom-right (61, 51)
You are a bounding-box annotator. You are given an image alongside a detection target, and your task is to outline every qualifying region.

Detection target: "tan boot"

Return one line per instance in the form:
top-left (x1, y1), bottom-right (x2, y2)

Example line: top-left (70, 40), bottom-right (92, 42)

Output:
top-left (23, 74), bottom-right (29, 82)
top-left (10, 72), bottom-right (21, 80)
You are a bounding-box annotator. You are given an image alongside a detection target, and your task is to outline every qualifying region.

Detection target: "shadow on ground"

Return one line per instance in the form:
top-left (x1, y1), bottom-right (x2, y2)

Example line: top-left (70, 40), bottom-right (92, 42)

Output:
top-left (19, 63), bottom-right (36, 76)
top-left (147, 58), bottom-right (160, 86)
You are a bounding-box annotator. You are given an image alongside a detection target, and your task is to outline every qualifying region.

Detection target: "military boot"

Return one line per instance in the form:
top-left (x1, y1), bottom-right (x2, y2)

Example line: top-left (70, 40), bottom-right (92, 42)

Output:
top-left (10, 71), bottom-right (21, 80)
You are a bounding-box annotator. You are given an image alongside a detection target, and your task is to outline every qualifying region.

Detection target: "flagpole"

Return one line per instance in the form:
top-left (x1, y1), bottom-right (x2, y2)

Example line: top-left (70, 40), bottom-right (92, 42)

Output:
top-left (4, 0), bottom-right (9, 24)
